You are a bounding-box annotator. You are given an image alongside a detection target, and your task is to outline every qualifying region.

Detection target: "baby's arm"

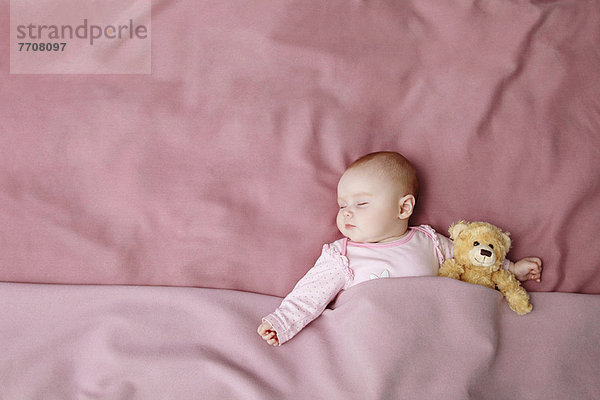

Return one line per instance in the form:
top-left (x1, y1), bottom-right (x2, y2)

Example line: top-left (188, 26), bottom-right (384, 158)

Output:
top-left (435, 233), bottom-right (542, 282)
top-left (258, 244), bottom-right (350, 346)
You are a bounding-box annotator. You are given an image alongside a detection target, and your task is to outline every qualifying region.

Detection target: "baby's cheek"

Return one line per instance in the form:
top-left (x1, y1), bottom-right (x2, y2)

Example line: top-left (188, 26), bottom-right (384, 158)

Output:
top-left (335, 213), bottom-right (344, 232)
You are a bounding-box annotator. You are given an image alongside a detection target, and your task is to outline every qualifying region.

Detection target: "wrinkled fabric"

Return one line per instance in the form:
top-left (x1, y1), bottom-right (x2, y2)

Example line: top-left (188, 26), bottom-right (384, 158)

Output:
top-left (1, 1), bottom-right (599, 297)
top-left (1, 279), bottom-right (599, 400)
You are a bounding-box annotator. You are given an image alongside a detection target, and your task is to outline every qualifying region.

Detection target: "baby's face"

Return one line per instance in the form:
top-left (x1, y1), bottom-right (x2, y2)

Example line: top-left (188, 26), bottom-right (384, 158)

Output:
top-left (336, 166), bottom-right (407, 243)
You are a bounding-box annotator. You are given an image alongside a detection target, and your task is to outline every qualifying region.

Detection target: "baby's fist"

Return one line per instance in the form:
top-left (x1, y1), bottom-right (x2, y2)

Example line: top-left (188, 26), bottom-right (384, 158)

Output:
top-left (257, 320), bottom-right (280, 346)
top-left (512, 257), bottom-right (542, 282)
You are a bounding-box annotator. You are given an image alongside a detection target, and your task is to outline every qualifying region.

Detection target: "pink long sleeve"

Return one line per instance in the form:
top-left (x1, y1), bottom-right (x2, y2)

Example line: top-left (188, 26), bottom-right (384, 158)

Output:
top-left (263, 244), bottom-right (351, 345)
top-left (435, 232), bottom-right (454, 263)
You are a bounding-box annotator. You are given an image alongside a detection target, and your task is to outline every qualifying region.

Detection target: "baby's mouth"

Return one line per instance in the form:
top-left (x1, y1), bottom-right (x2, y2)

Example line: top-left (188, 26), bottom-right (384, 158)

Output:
top-left (345, 224), bottom-right (356, 229)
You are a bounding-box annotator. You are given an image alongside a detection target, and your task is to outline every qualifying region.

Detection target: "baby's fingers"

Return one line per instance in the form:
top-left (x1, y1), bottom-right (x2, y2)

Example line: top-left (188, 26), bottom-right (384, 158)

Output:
top-left (263, 331), bottom-right (279, 346)
top-left (257, 321), bottom-right (272, 335)
top-left (531, 260), bottom-right (542, 281)
top-left (527, 257), bottom-right (543, 269)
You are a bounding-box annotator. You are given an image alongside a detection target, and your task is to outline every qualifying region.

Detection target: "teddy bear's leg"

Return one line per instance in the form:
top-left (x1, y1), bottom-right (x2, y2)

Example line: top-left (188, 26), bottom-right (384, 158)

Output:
top-left (438, 259), bottom-right (464, 280)
top-left (492, 270), bottom-right (533, 315)
top-left (506, 290), bottom-right (533, 315)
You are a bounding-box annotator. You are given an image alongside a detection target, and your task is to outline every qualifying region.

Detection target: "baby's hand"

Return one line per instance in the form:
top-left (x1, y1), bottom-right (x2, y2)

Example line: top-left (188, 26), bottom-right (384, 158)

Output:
top-left (257, 320), bottom-right (280, 347)
top-left (511, 257), bottom-right (542, 282)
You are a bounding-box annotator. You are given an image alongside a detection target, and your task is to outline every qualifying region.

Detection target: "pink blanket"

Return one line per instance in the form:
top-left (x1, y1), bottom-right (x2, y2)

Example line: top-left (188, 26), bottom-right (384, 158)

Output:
top-left (2, 278), bottom-right (599, 399)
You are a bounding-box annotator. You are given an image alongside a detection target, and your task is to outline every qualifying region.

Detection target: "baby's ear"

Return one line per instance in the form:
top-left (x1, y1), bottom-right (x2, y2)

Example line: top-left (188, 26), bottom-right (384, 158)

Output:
top-left (398, 194), bottom-right (415, 219)
top-left (449, 221), bottom-right (469, 240)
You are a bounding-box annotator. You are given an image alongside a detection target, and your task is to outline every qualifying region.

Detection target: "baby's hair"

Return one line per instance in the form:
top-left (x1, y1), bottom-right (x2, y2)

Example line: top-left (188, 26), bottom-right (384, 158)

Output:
top-left (347, 151), bottom-right (419, 199)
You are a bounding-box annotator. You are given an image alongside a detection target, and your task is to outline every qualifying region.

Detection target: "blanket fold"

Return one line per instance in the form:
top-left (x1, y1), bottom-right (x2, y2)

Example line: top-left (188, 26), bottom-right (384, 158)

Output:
top-left (2, 278), bottom-right (598, 400)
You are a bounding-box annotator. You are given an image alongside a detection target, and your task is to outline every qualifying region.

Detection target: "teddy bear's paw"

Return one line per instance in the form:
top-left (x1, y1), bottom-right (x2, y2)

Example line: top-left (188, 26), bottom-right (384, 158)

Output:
top-left (439, 269), bottom-right (461, 280)
top-left (509, 300), bottom-right (533, 315)
top-left (438, 262), bottom-right (464, 280)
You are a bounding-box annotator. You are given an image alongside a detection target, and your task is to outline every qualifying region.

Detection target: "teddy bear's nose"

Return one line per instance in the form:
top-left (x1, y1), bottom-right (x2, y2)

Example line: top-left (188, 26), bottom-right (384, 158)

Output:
top-left (480, 249), bottom-right (493, 257)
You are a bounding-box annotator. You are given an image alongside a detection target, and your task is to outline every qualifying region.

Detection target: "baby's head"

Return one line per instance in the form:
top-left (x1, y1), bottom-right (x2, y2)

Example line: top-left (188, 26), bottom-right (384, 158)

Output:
top-left (336, 151), bottom-right (419, 243)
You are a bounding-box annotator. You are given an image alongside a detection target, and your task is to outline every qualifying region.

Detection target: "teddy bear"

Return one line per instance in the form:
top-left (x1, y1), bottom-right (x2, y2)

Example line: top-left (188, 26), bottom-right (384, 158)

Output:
top-left (438, 221), bottom-right (532, 315)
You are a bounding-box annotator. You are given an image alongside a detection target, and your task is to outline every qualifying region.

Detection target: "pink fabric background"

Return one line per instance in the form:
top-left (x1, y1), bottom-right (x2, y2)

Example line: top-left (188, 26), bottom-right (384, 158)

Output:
top-left (1, 0), bottom-right (599, 296)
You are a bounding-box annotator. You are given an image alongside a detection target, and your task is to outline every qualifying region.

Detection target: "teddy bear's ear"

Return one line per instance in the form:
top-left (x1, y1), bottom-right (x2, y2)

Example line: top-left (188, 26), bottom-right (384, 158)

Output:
top-left (499, 230), bottom-right (511, 251)
top-left (448, 221), bottom-right (469, 240)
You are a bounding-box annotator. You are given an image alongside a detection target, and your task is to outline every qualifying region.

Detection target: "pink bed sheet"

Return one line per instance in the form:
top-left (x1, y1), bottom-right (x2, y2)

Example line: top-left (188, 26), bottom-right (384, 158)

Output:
top-left (1, 278), bottom-right (599, 399)
top-left (1, 1), bottom-right (600, 297)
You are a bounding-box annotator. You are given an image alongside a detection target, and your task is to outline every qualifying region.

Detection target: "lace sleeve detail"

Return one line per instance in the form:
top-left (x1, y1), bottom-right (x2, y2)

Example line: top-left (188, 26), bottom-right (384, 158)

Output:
top-left (321, 243), bottom-right (354, 289)
top-left (413, 225), bottom-right (446, 266)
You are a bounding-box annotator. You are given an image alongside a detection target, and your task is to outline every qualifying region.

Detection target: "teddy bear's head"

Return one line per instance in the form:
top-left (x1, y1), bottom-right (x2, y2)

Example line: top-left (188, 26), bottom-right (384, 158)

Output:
top-left (449, 221), bottom-right (511, 271)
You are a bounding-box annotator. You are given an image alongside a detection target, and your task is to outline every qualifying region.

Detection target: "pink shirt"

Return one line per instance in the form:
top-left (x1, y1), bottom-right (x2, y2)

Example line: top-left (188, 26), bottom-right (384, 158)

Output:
top-left (264, 225), bottom-right (456, 345)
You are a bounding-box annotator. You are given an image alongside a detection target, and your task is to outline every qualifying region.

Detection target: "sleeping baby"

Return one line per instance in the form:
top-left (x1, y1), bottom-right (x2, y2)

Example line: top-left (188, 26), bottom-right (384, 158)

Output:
top-left (258, 151), bottom-right (542, 346)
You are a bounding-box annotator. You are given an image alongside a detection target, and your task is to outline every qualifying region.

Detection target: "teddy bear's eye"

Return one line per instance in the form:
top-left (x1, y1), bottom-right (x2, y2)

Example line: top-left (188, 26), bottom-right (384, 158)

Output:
top-left (489, 244), bottom-right (494, 249)
top-left (473, 241), bottom-right (480, 246)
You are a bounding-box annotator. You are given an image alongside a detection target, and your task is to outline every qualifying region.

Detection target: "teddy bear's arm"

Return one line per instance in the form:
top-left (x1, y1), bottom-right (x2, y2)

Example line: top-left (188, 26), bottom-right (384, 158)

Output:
top-left (438, 259), bottom-right (464, 280)
top-left (492, 269), bottom-right (533, 315)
